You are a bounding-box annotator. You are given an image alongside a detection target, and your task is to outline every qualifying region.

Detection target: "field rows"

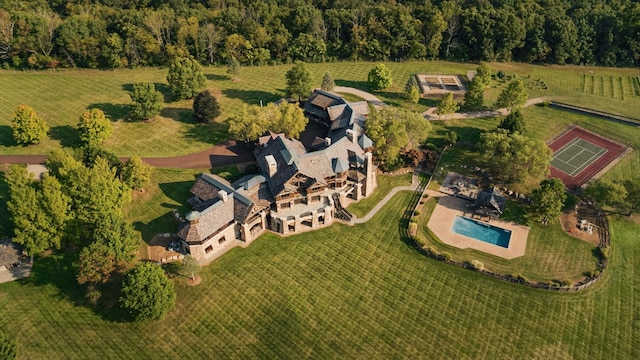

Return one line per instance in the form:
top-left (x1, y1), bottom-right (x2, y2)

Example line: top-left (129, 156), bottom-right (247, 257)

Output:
top-left (1, 192), bottom-right (639, 358)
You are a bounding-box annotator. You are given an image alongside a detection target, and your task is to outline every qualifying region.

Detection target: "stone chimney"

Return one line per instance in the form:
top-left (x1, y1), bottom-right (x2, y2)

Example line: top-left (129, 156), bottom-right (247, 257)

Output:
top-left (346, 129), bottom-right (356, 143)
top-left (325, 137), bottom-right (332, 147)
top-left (363, 152), bottom-right (377, 197)
top-left (265, 155), bottom-right (277, 177)
top-left (218, 190), bottom-right (228, 202)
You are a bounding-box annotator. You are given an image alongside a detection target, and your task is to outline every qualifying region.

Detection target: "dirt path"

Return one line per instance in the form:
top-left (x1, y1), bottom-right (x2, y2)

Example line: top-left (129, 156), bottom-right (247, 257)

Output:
top-left (423, 97), bottom-right (551, 120)
top-left (0, 139), bottom-right (255, 169)
top-left (333, 86), bottom-right (387, 109)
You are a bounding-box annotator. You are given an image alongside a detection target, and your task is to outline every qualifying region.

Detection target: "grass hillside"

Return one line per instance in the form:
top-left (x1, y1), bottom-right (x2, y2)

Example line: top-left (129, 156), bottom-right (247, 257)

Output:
top-left (0, 191), bottom-right (638, 359)
top-left (1, 61), bottom-right (639, 156)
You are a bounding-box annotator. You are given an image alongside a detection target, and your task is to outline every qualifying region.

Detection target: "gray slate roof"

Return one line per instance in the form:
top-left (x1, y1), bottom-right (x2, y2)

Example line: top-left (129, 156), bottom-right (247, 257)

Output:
top-left (474, 187), bottom-right (506, 214)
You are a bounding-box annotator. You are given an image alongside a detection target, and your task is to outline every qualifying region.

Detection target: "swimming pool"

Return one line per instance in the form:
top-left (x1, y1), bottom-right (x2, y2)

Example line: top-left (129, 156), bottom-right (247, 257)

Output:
top-left (450, 216), bottom-right (511, 248)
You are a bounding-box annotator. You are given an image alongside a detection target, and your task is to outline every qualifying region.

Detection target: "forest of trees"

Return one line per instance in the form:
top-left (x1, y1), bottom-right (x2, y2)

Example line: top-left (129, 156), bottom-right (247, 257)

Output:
top-left (0, 0), bottom-right (638, 70)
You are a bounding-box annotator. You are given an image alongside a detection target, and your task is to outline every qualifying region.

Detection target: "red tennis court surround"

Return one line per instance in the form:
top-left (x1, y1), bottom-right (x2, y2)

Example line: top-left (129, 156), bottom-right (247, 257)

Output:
top-left (548, 127), bottom-right (627, 189)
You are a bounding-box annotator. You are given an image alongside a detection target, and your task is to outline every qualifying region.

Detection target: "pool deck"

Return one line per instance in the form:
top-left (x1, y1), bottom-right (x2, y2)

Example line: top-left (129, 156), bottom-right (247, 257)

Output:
top-left (427, 192), bottom-right (529, 259)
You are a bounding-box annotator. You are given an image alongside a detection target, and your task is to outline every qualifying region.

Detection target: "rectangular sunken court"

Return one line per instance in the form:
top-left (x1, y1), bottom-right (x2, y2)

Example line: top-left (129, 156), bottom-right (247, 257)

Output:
top-left (548, 127), bottom-right (628, 189)
top-left (417, 74), bottom-right (467, 95)
top-left (550, 138), bottom-right (607, 177)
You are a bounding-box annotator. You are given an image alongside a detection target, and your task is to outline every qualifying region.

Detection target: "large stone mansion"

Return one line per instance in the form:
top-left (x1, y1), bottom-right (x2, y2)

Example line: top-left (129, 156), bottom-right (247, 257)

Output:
top-left (177, 90), bottom-right (378, 264)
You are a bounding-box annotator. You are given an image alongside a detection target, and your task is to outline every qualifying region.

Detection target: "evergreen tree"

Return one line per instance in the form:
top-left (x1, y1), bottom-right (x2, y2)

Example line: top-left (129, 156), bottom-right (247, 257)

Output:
top-left (321, 71), bottom-right (335, 91)
top-left (476, 63), bottom-right (492, 85)
top-left (226, 56), bottom-right (240, 81)
top-left (498, 110), bottom-right (525, 134)
top-left (130, 82), bottom-right (163, 121)
top-left (77, 109), bottom-right (113, 147)
top-left (120, 262), bottom-right (176, 322)
top-left (464, 77), bottom-right (484, 110)
top-left (436, 93), bottom-right (459, 119)
top-left (495, 80), bottom-right (528, 111)
top-left (166, 57), bottom-right (206, 100)
top-left (11, 105), bottom-right (49, 145)
top-left (192, 90), bottom-right (221, 123)
top-left (404, 75), bottom-right (420, 103)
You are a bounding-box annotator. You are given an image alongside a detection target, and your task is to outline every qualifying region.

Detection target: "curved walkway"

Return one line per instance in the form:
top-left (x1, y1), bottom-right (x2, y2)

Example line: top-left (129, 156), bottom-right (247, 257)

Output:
top-left (333, 86), bottom-right (387, 109)
top-left (422, 97), bottom-right (550, 120)
top-left (348, 171), bottom-right (420, 224)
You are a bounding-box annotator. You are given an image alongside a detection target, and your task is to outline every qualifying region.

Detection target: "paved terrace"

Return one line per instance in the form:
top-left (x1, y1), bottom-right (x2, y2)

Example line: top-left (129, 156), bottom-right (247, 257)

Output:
top-left (426, 191), bottom-right (529, 259)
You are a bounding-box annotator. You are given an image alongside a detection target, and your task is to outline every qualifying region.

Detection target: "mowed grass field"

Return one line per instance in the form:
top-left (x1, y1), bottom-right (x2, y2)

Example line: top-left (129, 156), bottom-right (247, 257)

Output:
top-left (1, 61), bottom-right (640, 156)
top-left (0, 191), bottom-right (639, 359)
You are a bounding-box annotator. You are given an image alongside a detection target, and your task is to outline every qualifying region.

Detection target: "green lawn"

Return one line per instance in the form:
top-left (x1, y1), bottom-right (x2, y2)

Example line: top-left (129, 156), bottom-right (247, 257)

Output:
top-left (123, 168), bottom-right (206, 246)
top-left (416, 198), bottom-right (597, 283)
top-left (2, 61), bottom-right (639, 156)
top-left (0, 190), bottom-right (638, 358)
top-left (347, 172), bottom-right (413, 218)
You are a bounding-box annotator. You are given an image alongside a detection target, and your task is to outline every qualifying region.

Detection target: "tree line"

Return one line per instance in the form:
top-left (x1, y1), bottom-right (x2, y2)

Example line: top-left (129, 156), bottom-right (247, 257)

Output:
top-left (1, 0), bottom-right (639, 69)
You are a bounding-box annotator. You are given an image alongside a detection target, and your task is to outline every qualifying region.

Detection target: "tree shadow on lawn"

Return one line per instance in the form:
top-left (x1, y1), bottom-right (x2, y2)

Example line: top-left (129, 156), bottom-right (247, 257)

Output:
top-left (49, 125), bottom-right (81, 148)
top-left (222, 88), bottom-right (280, 106)
top-left (161, 107), bottom-right (193, 123)
top-left (0, 125), bottom-right (16, 147)
top-left (183, 121), bottom-right (229, 146)
top-left (25, 253), bottom-right (130, 322)
top-left (334, 79), bottom-right (373, 92)
top-left (88, 103), bottom-right (131, 121)
top-left (206, 73), bottom-right (229, 82)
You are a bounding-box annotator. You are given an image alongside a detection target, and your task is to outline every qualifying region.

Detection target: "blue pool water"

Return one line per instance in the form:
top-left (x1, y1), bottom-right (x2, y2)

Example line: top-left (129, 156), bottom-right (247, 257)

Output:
top-left (450, 216), bottom-right (511, 248)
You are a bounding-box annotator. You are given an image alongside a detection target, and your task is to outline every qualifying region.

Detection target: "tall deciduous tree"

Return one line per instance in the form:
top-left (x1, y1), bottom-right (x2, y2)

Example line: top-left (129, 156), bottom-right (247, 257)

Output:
top-left (321, 71), bottom-right (336, 91)
top-left (623, 179), bottom-right (640, 216)
top-left (76, 241), bottom-right (116, 285)
top-left (528, 178), bottom-right (567, 224)
top-left (464, 76), bottom-right (484, 110)
top-left (5, 166), bottom-right (70, 255)
top-left (121, 155), bottom-right (152, 191)
top-left (366, 107), bottom-right (430, 166)
top-left (11, 105), bottom-right (48, 145)
top-left (269, 102), bottom-right (308, 139)
top-left (228, 105), bottom-right (266, 142)
top-left (120, 262), bottom-right (176, 322)
top-left (367, 63), bottom-right (392, 90)
top-left (436, 93), bottom-right (459, 119)
top-left (130, 82), bottom-right (163, 121)
top-left (583, 179), bottom-right (628, 215)
top-left (495, 80), bottom-right (528, 111)
top-left (285, 61), bottom-right (312, 101)
top-left (180, 254), bottom-right (201, 280)
top-left (77, 109), bottom-right (113, 147)
top-left (192, 90), bottom-right (221, 123)
top-left (166, 57), bottom-right (206, 100)
top-left (92, 212), bottom-right (138, 264)
top-left (478, 129), bottom-right (551, 184)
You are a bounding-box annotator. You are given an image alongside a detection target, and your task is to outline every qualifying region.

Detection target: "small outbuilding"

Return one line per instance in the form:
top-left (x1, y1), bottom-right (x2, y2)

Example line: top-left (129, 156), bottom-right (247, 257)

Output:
top-left (474, 187), bottom-right (506, 218)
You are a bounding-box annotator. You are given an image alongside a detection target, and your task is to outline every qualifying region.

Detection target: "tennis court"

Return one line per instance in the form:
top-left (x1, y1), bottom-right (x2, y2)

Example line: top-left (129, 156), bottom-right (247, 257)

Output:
top-left (548, 127), bottom-right (628, 189)
top-left (550, 138), bottom-right (607, 176)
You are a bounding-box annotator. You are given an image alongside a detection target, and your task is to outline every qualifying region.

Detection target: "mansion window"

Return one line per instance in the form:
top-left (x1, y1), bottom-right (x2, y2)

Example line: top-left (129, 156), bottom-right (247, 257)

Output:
top-left (218, 236), bottom-right (226, 245)
top-left (205, 245), bottom-right (213, 253)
